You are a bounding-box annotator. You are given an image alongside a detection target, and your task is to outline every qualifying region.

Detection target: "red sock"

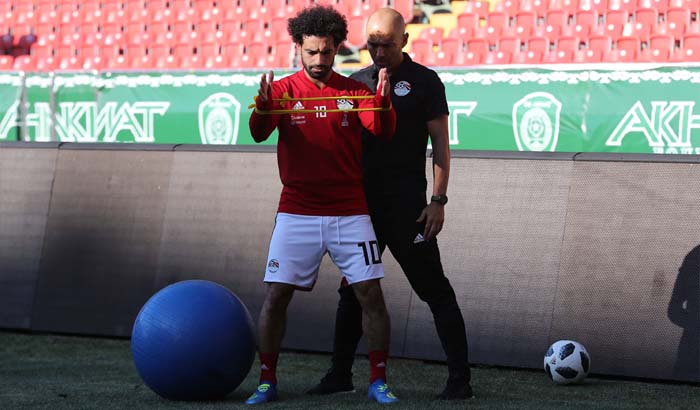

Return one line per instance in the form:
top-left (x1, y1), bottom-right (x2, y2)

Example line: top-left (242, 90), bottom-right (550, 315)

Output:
top-left (368, 350), bottom-right (388, 384)
top-left (259, 352), bottom-right (279, 385)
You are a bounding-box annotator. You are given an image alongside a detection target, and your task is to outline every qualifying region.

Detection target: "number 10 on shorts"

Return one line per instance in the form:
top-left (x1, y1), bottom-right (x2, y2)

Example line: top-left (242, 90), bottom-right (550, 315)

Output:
top-left (357, 240), bottom-right (381, 265)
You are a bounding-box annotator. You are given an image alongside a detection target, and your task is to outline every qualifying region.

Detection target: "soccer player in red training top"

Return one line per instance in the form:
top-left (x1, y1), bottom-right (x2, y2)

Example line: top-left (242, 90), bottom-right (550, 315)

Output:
top-left (307, 8), bottom-right (473, 400)
top-left (245, 5), bottom-right (398, 405)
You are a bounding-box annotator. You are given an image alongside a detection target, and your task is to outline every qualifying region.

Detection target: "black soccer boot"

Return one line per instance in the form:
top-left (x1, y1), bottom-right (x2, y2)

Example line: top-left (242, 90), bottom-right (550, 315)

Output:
top-left (305, 367), bottom-right (355, 395)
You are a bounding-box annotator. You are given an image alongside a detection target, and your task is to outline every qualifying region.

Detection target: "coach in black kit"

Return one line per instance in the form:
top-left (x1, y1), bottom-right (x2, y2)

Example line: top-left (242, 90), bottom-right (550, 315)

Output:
top-left (307, 7), bottom-right (473, 400)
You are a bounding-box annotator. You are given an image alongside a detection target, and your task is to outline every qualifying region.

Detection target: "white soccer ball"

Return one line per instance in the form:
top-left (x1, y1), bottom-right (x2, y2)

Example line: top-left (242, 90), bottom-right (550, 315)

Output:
top-left (543, 340), bottom-right (591, 384)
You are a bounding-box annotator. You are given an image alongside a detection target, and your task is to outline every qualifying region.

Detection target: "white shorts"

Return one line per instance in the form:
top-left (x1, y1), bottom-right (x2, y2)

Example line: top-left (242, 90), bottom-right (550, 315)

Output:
top-left (264, 213), bottom-right (384, 290)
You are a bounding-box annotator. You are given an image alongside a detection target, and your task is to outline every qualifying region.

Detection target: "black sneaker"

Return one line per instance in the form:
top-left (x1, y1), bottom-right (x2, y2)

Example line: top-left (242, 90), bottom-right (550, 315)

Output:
top-left (306, 370), bottom-right (355, 395)
top-left (437, 381), bottom-right (474, 400)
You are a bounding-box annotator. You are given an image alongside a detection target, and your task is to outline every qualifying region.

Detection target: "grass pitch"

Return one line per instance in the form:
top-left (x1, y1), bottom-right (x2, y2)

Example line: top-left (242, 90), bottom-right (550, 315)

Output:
top-left (1, 331), bottom-right (698, 410)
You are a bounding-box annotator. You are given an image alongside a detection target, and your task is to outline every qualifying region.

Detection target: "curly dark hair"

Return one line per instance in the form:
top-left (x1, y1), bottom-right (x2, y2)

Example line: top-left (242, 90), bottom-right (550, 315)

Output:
top-left (287, 5), bottom-right (348, 47)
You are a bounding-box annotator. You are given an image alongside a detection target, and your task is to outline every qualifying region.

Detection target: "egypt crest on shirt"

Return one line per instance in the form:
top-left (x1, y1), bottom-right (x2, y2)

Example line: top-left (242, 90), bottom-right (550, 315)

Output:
top-left (336, 98), bottom-right (353, 127)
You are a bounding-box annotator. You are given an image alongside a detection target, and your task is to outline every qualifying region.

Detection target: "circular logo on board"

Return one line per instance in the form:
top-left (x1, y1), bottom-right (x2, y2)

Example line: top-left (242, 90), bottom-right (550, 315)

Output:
top-left (393, 81), bottom-right (411, 96)
top-left (197, 92), bottom-right (241, 145)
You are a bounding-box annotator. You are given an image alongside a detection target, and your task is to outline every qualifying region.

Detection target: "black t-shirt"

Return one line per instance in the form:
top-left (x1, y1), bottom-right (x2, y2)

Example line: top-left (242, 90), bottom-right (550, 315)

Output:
top-left (350, 53), bottom-right (449, 196)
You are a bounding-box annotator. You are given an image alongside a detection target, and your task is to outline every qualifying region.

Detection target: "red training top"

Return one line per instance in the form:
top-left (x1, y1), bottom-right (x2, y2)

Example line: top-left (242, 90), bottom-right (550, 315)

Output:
top-left (249, 70), bottom-right (396, 216)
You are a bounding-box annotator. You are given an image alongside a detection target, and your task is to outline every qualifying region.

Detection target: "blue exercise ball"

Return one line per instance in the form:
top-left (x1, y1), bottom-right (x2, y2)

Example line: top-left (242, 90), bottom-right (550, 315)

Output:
top-left (131, 280), bottom-right (256, 401)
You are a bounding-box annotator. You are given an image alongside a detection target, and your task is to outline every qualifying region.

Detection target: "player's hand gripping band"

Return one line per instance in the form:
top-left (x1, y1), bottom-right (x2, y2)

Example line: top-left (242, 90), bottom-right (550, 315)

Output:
top-left (248, 92), bottom-right (391, 115)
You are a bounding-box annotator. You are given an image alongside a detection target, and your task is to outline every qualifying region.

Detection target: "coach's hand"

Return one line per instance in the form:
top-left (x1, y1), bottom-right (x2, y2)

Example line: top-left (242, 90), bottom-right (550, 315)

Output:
top-left (378, 68), bottom-right (389, 98)
top-left (257, 70), bottom-right (274, 106)
top-left (417, 202), bottom-right (445, 242)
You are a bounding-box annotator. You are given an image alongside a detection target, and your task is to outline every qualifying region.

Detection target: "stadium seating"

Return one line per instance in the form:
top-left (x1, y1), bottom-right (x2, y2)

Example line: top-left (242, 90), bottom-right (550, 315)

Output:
top-left (2, 0), bottom-right (700, 71)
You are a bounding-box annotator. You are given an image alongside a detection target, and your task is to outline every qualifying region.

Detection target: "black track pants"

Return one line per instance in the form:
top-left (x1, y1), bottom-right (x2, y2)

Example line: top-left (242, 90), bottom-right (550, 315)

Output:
top-left (331, 191), bottom-right (471, 383)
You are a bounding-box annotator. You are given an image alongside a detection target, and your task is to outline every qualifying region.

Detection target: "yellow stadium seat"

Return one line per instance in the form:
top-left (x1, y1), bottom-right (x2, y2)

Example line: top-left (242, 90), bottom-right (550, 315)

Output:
top-left (429, 13), bottom-right (457, 35)
top-left (360, 49), bottom-right (372, 66)
top-left (450, 1), bottom-right (468, 14)
top-left (405, 24), bottom-right (429, 51)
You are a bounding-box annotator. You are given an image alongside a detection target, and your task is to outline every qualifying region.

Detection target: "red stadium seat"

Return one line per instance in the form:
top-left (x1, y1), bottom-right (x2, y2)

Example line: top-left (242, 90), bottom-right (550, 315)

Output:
top-left (35, 55), bottom-right (58, 71)
top-left (457, 12), bottom-right (480, 33)
top-left (153, 54), bottom-right (180, 70)
top-left (202, 54), bottom-right (229, 70)
top-left (81, 55), bottom-right (104, 70)
top-left (221, 41), bottom-right (243, 58)
top-left (637, 0), bottom-right (669, 14)
top-left (463, 0), bottom-right (490, 19)
top-left (608, 0), bottom-right (636, 11)
top-left (543, 49), bottom-right (575, 62)
top-left (557, 35), bottom-right (582, 50)
top-left (519, 0), bottom-right (548, 18)
top-left (393, 0), bottom-right (415, 23)
top-left (171, 20), bottom-right (196, 44)
top-left (574, 48), bottom-right (604, 62)
top-left (626, 21), bottom-right (652, 43)
top-left (578, 0), bottom-right (608, 15)
top-left (593, 21), bottom-right (626, 40)
top-left (449, 26), bottom-right (474, 43)
top-left (484, 50), bottom-right (512, 64)
top-left (173, 43), bottom-right (195, 58)
top-left (409, 38), bottom-right (432, 61)
top-left (272, 41), bottom-right (293, 68)
top-left (466, 37), bottom-right (490, 56)
top-left (420, 26), bottom-right (445, 48)
top-left (515, 11), bottom-right (538, 34)
top-left (178, 54), bottom-right (204, 70)
top-left (617, 35), bottom-right (641, 57)
top-left (588, 34), bottom-right (613, 52)
top-left (606, 9), bottom-right (630, 26)
top-left (269, 17), bottom-right (291, 44)
top-left (453, 50), bottom-right (485, 65)
top-left (531, 24), bottom-right (561, 39)
top-left (149, 44), bottom-right (169, 59)
top-left (671, 47), bottom-right (700, 61)
top-left (487, 12), bottom-right (510, 33)
top-left (197, 20), bottom-right (219, 43)
top-left (666, 7), bottom-right (690, 38)
top-left (650, 33), bottom-right (675, 51)
top-left (126, 44), bottom-right (147, 60)
top-left (639, 45), bottom-right (670, 60)
top-left (498, 35), bottom-right (522, 54)
top-left (476, 25), bottom-right (505, 46)
top-left (551, 0), bottom-right (578, 17)
top-left (198, 42), bottom-right (219, 59)
top-left (512, 49), bottom-right (544, 63)
top-left (495, 0), bottom-right (520, 15)
top-left (31, 45), bottom-right (53, 59)
top-left (13, 55), bottom-right (35, 71)
top-left (546, 9), bottom-right (569, 30)
top-left (527, 35), bottom-right (551, 52)
top-left (441, 37), bottom-right (463, 55)
top-left (574, 9), bottom-right (599, 34)
top-left (56, 55), bottom-right (83, 70)
top-left (683, 33), bottom-right (700, 49)
top-left (0, 55), bottom-right (13, 69)
top-left (634, 7), bottom-right (658, 27)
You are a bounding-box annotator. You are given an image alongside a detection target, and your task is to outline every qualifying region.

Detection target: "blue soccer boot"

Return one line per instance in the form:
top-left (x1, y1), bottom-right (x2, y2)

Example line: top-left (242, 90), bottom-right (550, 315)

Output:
top-left (368, 379), bottom-right (399, 404)
top-left (245, 382), bottom-right (278, 405)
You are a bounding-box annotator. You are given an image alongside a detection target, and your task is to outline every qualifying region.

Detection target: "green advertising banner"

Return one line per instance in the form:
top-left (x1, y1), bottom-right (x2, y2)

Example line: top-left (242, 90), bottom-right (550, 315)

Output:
top-left (0, 73), bottom-right (23, 142)
top-left (1, 67), bottom-right (700, 155)
top-left (441, 68), bottom-right (700, 155)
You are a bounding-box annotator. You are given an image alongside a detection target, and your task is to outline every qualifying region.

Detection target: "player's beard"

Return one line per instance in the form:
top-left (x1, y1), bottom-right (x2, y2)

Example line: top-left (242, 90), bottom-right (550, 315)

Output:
top-left (303, 61), bottom-right (332, 80)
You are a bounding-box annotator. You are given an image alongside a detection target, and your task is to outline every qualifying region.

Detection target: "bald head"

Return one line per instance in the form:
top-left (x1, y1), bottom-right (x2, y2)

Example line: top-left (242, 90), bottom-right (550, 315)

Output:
top-left (366, 8), bottom-right (405, 39)
top-left (365, 8), bottom-right (407, 72)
